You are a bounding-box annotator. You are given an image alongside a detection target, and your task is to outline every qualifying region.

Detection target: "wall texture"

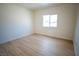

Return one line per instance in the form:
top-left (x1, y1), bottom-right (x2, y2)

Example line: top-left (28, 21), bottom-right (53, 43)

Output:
top-left (34, 4), bottom-right (77, 40)
top-left (74, 4), bottom-right (79, 56)
top-left (0, 4), bottom-right (33, 44)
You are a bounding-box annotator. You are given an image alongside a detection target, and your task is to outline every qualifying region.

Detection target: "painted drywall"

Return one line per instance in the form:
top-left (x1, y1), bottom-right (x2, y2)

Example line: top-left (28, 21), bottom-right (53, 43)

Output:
top-left (0, 4), bottom-right (33, 44)
top-left (74, 5), bottom-right (79, 56)
top-left (34, 4), bottom-right (77, 40)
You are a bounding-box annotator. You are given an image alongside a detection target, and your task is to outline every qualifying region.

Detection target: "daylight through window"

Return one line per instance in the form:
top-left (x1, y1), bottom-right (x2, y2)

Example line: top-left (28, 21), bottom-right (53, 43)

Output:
top-left (43, 14), bottom-right (57, 27)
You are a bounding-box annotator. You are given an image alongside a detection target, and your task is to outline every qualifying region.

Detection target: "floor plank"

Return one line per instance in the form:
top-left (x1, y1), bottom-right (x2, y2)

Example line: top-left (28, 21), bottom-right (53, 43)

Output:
top-left (0, 34), bottom-right (74, 56)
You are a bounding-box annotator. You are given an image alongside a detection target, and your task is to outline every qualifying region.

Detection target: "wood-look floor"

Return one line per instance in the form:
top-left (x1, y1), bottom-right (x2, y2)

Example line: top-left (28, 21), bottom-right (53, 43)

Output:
top-left (0, 34), bottom-right (74, 56)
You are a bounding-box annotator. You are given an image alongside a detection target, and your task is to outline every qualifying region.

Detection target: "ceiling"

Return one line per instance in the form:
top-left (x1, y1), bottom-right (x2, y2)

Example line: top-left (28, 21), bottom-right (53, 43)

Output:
top-left (16, 3), bottom-right (77, 10)
top-left (16, 3), bottom-right (58, 10)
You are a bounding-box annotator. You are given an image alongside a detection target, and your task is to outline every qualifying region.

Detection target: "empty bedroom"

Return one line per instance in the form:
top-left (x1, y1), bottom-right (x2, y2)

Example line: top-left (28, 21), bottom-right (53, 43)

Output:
top-left (0, 3), bottom-right (79, 56)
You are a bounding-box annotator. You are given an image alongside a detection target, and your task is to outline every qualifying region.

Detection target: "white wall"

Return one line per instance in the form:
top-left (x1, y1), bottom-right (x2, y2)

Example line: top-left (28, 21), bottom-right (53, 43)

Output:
top-left (0, 4), bottom-right (33, 44)
top-left (0, 4), bottom-right (77, 44)
top-left (74, 4), bottom-right (79, 56)
top-left (34, 4), bottom-right (77, 40)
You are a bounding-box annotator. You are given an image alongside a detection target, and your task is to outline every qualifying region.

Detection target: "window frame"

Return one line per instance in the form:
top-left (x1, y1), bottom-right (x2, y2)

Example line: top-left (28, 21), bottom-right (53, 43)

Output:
top-left (43, 14), bottom-right (57, 27)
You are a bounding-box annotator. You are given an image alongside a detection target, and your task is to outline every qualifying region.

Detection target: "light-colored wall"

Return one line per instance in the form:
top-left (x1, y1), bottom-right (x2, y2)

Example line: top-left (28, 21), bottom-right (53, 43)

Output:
top-left (0, 4), bottom-right (33, 44)
top-left (74, 4), bottom-right (79, 56)
top-left (34, 4), bottom-right (77, 40)
top-left (0, 4), bottom-right (77, 44)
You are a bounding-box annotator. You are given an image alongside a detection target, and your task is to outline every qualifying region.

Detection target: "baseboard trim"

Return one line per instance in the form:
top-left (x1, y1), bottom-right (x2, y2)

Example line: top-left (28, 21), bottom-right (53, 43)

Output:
top-left (0, 33), bottom-right (33, 45)
top-left (0, 33), bottom-right (73, 45)
top-left (34, 33), bottom-right (73, 43)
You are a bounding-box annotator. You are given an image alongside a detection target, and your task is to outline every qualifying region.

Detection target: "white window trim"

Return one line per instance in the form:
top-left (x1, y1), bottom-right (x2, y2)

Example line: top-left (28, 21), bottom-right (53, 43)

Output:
top-left (43, 14), bottom-right (57, 27)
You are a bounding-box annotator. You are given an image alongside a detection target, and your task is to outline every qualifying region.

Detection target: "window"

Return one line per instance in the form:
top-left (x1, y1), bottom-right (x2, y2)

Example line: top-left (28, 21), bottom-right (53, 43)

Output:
top-left (43, 14), bottom-right (57, 27)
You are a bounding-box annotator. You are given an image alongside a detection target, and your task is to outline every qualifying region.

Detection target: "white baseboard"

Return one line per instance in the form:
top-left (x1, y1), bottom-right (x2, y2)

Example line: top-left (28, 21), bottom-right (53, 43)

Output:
top-left (0, 33), bottom-right (33, 44)
top-left (34, 33), bottom-right (73, 42)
